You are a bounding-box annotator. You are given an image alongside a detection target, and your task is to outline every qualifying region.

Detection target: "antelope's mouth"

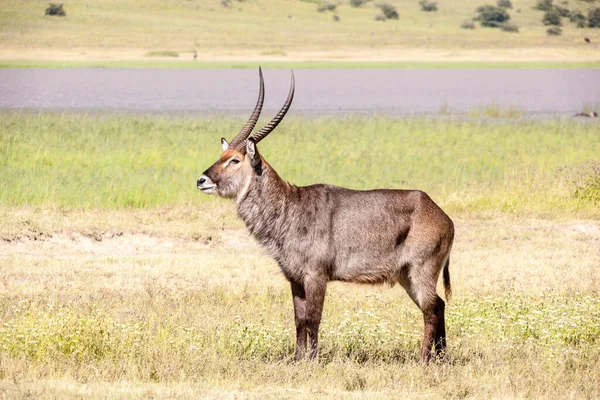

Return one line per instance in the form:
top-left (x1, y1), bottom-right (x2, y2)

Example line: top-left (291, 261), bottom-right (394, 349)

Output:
top-left (198, 184), bottom-right (216, 194)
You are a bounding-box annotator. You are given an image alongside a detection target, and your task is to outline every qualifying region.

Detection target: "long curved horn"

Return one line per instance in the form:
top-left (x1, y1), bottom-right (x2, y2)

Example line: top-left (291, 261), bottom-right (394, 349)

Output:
top-left (250, 70), bottom-right (295, 145)
top-left (230, 67), bottom-right (265, 152)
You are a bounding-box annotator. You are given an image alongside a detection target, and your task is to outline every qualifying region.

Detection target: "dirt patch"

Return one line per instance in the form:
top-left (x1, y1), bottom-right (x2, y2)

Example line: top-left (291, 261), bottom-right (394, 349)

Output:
top-left (0, 229), bottom-right (258, 259)
top-left (220, 228), bottom-right (257, 250)
top-left (557, 222), bottom-right (600, 237)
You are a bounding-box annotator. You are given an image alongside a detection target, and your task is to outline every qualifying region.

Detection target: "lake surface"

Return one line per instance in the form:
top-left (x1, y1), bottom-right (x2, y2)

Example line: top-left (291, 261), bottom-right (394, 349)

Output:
top-left (1, 68), bottom-right (598, 117)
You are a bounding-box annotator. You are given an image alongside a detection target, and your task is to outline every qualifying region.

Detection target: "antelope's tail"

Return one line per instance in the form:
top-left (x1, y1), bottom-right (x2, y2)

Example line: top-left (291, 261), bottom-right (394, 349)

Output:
top-left (443, 258), bottom-right (452, 301)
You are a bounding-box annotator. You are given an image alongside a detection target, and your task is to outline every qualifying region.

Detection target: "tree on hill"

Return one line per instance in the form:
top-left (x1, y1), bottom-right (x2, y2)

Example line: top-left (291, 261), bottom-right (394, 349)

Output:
top-left (419, 0), bottom-right (438, 12)
top-left (376, 3), bottom-right (399, 19)
top-left (475, 5), bottom-right (510, 27)
top-left (45, 3), bottom-right (66, 16)
top-left (588, 7), bottom-right (600, 28)
top-left (543, 7), bottom-right (562, 26)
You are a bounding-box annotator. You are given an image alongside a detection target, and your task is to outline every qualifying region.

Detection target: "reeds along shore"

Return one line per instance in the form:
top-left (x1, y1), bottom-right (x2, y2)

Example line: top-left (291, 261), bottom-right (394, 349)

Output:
top-left (1, 113), bottom-right (599, 216)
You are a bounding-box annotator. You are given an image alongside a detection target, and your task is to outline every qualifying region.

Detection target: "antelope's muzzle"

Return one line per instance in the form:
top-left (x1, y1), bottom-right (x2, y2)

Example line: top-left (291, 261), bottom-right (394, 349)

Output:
top-left (197, 174), bottom-right (216, 194)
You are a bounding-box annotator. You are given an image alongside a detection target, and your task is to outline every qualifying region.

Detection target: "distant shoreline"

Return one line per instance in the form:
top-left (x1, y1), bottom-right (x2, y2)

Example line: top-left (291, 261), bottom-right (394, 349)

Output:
top-left (1, 47), bottom-right (599, 69)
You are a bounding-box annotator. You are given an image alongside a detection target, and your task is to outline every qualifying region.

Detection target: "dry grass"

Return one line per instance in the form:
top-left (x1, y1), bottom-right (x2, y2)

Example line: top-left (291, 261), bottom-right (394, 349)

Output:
top-left (1, 0), bottom-right (600, 62)
top-left (1, 206), bottom-right (599, 398)
top-left (2, 206), bottom-right (598, 295)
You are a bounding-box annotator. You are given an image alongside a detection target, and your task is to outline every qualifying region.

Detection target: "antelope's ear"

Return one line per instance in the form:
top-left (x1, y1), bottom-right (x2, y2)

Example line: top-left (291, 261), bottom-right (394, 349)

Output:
top-left (246, 138), bottom-right (261, 168)
top-left (221, 138), bottom-right (230, 151)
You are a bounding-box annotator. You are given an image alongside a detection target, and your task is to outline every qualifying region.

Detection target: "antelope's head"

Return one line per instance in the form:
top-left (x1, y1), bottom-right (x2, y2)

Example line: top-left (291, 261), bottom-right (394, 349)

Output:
top-left (197, 67), bottom-right (294, 199)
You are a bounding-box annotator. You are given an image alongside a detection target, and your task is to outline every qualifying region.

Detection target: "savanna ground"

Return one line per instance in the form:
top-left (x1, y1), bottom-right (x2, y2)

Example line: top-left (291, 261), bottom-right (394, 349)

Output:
top-left (1, 0), bottom-right (600, 66)
top-left (0, 113), bottom-right (599, 398)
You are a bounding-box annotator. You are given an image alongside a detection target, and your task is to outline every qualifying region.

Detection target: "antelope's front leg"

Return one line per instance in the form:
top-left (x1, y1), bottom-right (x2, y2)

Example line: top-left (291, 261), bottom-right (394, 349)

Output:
top-left (304, 276), bottom-right (327, 360)
top-left (291, 281), bottom-right (307, 361)
top-left (291, 277), bottom-right (327, 361)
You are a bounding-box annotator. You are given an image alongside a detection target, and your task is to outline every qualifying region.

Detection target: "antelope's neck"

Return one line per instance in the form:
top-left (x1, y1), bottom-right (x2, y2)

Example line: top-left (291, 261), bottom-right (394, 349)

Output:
top-left (236, 164), bottom-right (298, 249)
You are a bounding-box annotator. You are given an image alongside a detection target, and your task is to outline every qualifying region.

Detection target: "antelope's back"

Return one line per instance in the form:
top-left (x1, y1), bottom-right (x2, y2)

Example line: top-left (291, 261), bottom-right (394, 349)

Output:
top-left (301, 184), bottom-right (454, 279)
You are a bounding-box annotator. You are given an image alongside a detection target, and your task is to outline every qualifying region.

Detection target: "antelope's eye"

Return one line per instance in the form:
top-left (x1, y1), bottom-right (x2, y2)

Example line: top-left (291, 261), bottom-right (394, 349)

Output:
top-left (229, 158), bottom-right (241, 165)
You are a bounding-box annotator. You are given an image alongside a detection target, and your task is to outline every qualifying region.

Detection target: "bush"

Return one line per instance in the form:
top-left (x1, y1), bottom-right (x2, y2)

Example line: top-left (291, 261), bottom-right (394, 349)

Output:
top-left (317, 3), bottom-right (337, 12)
top-left (374, 14), bottom-right (387, 21)
top-left (556, 6), bottom-right (570, 18)
top-left (377, 3), bottom-right (399, 19)
top-left (543, 8), bottom-right (562, 25)
top-left (588, 7), bottom-right (600, 28)
top-left (568, 10), bottom-right (587, 27)
top-left (546, 26), bottom-right (562, 35)
top-left (461, 20), bottom-right (476, 29)
top-left (350, 0), bottom-right (370, 7)
top-left (45, 3), bottom-right (66, 16)
top-left (497, 0), bottom-right (512, 9)
top-left (475, 5), bottom-right (510, 28)
top-left (568, 9), bottom-right (584, 22)
top-left (501, 22), bottom-right (519, 32)
top-left (533, 0), bottom-right (553, 11)
top-left (419, 0), bottom-right (438, 12)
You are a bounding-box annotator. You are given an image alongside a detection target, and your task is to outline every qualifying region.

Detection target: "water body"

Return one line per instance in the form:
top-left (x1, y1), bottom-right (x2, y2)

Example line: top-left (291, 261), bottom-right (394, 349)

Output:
top-left (0, 68), bottom-right (598, 117)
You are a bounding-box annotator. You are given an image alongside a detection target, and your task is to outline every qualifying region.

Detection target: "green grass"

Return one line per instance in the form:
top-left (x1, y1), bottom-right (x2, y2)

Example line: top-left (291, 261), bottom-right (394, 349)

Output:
top-left (1, 0), bottom-right (600, 61)
top-left (1, 112), bottom-right (599, 216)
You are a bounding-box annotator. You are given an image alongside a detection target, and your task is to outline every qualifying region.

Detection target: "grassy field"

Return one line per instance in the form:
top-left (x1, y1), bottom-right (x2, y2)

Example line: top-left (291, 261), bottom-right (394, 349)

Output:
top-left (1, 112), bottom-right (600, 398)
top-left (1, 0), bottom-right (600, 63)
top-left (1, 112), bottom-right (599, 215)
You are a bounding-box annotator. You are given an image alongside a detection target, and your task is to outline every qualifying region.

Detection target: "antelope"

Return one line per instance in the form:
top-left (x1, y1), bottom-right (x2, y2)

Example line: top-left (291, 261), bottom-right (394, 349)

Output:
top-left (197, 68), bottom-right (455, 363)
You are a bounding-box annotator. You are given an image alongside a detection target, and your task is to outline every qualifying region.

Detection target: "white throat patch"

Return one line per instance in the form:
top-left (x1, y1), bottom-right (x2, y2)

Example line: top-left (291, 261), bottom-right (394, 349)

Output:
top-left (236, 174), bottom-right (253, 205)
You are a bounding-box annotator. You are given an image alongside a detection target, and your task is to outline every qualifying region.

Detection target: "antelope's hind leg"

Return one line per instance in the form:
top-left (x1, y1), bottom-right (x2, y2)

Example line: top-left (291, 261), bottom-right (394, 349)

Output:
top-left (433, 296), bottom-right (447, 358)
top-left (419, 296), bottom-right (445, 363)
top-left (399, 266), bottom-right (447, 363)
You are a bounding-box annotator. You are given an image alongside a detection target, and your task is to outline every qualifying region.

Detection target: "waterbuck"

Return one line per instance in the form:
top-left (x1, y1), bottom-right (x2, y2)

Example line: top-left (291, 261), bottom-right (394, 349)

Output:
top-left (197, 68), bottom-right (454, 362)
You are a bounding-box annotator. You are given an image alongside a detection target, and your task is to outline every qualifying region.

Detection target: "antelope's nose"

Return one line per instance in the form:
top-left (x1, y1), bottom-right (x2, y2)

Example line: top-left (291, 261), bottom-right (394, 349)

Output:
top-left (197, 174), bottom-right (215, 190)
